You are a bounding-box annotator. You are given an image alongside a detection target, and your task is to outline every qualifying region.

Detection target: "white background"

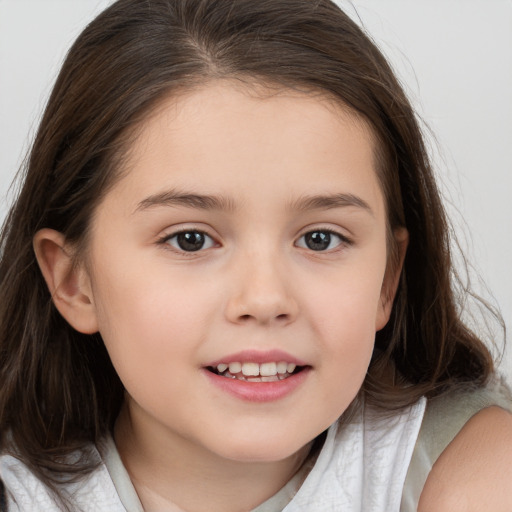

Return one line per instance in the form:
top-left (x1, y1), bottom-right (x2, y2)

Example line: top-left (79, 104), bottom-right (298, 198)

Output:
top-left (0, 0), bottom-right (510, 380)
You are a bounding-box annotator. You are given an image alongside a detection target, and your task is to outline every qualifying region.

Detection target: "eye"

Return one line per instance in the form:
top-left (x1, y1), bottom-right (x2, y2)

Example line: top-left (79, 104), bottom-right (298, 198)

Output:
top-left (296, 230), bottom-right (347, 251)
top-left (164, 230), bottom-right (216, 252)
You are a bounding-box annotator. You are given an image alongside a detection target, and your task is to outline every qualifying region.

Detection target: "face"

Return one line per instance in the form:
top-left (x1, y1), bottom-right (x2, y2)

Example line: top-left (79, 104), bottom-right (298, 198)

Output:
top-left (81, 82), bottom-right (397, 463)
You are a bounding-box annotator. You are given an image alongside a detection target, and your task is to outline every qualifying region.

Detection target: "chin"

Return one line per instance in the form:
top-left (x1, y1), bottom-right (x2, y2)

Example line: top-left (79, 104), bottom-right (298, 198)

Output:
top-left (210, 431), bottom-right (314, 464)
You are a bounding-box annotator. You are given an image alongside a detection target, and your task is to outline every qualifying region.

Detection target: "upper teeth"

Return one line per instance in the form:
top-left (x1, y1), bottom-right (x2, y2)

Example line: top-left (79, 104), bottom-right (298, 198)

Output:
top-left (216, 361), bottom-right (297, 377)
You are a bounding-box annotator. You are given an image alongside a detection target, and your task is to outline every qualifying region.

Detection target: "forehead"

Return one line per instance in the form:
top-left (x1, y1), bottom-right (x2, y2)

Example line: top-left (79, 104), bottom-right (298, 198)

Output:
top-left (108, 80), bottom-right (384, 215)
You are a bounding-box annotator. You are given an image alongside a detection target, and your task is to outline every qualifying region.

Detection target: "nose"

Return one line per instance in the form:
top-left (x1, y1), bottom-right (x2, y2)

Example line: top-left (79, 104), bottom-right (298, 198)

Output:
top-left (224, 250), bottom-right (299, 326)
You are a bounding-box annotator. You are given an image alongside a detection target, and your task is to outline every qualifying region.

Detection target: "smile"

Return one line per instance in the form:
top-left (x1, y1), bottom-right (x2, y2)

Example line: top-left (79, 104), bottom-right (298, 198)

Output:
top-left (203, 350), bottom-right (310, 401)
top-left (208, 361), bottom-right (302, 382)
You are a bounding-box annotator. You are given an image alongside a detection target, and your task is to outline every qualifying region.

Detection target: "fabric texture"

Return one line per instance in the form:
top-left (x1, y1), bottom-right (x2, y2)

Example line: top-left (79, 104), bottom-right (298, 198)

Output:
top-left (1, 378), bottom-right (511, 512)
top-left (0, 450), bottom-right (124, 512)
top-left (0, 399), bottom-right (426, 512)
top-left (102, 396), bottom-right (426, 511)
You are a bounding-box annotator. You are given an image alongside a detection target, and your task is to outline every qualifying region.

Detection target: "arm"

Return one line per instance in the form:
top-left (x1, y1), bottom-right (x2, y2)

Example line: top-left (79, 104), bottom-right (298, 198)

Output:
top-left (418, 406), bottom-right (512, 512)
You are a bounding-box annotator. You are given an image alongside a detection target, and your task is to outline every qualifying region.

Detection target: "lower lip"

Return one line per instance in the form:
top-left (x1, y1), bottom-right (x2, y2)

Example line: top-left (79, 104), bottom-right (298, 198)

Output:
top-left (203, 367), bottom-right (310, 402)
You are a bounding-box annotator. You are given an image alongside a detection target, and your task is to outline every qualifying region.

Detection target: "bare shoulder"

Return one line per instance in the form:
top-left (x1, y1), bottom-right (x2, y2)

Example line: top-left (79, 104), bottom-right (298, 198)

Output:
top-left (418, 406), bottom-right (512, 512)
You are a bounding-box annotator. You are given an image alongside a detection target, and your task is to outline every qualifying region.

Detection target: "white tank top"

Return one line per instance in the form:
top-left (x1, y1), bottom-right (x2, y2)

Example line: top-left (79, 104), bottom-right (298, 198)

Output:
top-left (0, 398), bottom-right (426, 511)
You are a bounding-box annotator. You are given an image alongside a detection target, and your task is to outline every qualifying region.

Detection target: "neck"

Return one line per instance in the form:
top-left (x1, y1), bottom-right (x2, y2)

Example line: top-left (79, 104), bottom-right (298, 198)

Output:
top-left (114, 401), bottom-right (313, 512)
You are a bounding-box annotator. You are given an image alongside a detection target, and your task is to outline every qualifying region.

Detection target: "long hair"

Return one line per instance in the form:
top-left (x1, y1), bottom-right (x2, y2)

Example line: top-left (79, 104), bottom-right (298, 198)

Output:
top-left (0, 0), bottom-right (497, 502)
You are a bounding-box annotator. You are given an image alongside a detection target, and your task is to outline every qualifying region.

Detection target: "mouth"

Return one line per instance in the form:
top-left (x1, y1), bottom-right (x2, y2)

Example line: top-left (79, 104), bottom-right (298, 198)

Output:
top-left (203, 353), bottom-right (311, 402)
top-left (206, 361), bottom-right (306, 382)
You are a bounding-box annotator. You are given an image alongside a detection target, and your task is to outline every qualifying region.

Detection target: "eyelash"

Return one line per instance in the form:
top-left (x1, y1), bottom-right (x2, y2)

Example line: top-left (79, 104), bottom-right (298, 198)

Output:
top-left (295, 228), bottom-right (352, 252)
top-left (157, 229), bottom-right (217, 254)
top-left (157, 227), bottom-right (353, 254)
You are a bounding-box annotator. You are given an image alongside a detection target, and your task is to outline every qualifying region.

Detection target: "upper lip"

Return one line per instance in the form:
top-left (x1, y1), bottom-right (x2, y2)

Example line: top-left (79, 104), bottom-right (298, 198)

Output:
top-left (205, 349), bottom-right (308, 367)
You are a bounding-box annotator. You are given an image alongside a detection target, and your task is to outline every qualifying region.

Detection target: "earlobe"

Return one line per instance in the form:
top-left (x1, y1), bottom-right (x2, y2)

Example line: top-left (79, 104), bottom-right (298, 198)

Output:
top-left (33, 228), bottom-right (98, 334)
top-left (375, 227), bottom-right (408, 331)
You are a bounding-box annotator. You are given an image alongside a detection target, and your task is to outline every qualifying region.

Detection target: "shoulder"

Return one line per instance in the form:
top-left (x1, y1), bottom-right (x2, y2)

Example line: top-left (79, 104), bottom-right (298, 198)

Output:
top-left (0, 451), bottom-right (54, 511)
top-left (0, 443), bottom-right (125, 511)
top-left (418, 405), bottom-right (512, 512)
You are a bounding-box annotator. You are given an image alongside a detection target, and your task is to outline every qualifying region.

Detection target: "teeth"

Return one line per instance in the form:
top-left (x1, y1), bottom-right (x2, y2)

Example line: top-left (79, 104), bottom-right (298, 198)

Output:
top-left (260, 362), bottom-right (277, 376)
top-left (241, 362), bottom-right (260, 376)
top-left (261, 375), bottom-right (280, 382)
top-left (276, 362), bottom-right (288, 374)
top-left (214, 360), bottom-right (300, 379)
top-left (228, 362), bottom-right (242, 374)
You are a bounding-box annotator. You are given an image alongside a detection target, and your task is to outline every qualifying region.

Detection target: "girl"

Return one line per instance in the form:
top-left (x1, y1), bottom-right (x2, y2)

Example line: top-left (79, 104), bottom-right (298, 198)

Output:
top-left (0, 0), bottom-right (511, 510)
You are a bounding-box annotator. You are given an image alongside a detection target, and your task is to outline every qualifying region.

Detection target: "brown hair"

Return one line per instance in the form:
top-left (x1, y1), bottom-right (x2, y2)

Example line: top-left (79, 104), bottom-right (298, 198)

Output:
top-left (0, 0), bottom-right (499, 505)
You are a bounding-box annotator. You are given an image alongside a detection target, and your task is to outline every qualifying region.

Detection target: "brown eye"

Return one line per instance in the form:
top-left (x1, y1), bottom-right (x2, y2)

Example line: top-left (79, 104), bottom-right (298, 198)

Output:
top-left (166, 231), bottom-right (215, 252)
top-left (296, 230), bottom-right (346, 251)
top-left (305, 231), bottom-right (331, 251)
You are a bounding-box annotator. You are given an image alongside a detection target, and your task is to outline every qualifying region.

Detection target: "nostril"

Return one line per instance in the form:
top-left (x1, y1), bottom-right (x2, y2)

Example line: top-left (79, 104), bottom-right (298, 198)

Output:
top-left (238, 313), bottom-right (289, 322)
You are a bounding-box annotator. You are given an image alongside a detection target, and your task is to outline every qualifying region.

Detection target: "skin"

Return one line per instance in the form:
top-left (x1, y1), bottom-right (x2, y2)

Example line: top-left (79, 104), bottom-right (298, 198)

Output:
top-left (33, 81), bottom-right (512, 511)
top-left (419, 406), bottom-right (512, 512)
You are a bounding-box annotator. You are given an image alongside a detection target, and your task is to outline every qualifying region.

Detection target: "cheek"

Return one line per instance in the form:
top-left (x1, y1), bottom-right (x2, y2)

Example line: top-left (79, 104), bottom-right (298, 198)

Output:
top-left (303, 267), bottom-right (384, 402)
top-left (317, 290), bottom-right (377, 378)
top-left (306, 262), bottom-right (385, 341)
top-left (89, 260), bottom-right (217, 384)
top-left (92, 252), bottom-right (212, 328)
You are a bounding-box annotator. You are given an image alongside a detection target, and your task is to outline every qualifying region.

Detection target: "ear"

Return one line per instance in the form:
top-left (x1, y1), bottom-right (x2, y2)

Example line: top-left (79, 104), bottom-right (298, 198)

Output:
top-left (375, 227), bottom-right (408, 331)
top-left (33, 228), bottom-right (98, 334)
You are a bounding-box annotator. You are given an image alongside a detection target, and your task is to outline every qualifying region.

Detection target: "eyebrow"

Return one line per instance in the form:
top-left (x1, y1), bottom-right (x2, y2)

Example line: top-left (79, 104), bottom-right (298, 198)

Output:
top-left (289, 193), bottom-right (374, 216)
top-left (134, 189), bottom-right (373, 216)
top-left (134, 189), bottom-right (237, 214)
